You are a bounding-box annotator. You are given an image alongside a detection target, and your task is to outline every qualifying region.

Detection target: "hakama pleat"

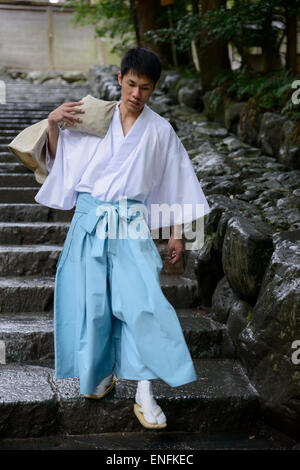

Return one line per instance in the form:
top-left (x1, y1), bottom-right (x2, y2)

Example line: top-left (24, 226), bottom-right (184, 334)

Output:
top-left (54, 191), bottom-right (197, 394)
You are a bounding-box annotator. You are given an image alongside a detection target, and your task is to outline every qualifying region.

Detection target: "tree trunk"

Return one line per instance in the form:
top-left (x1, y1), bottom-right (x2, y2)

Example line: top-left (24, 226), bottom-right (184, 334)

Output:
top-left (198, 0), bottom-right (231, 92)
top-left (284, 0), bottom-right (298, 74)
top-left (136, 0), bottom-right (173, 68)
top-left (261, 5), bottom-right (284, 73)
top-left (130, 0), bottom-right (141, 47)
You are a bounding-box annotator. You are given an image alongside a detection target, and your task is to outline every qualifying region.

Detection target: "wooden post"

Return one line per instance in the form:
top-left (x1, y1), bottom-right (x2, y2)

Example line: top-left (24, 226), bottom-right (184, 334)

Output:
top-left (47, 6), bottom-right (54, 70)
top-left (160, 0), bottom-right (177, 68)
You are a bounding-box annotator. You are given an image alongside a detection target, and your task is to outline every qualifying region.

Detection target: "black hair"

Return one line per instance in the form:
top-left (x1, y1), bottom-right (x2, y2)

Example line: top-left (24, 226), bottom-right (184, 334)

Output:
top-left (120, 48), bottom-right (162, 86)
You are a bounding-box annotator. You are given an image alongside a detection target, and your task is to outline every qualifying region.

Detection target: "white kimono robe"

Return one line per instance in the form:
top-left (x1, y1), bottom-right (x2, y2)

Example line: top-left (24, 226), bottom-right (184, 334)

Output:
top-left (35, 101), bottom-right (211, 230)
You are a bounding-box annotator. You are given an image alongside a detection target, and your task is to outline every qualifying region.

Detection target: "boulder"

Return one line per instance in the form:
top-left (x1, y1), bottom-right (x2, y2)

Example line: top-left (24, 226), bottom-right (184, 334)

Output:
top-left (43, 77), bottom-right (69, 87)
top-left (211, 276), bottom-right (239, 324)
top-left (7, 69), bottom-right (27, 80)
top-left (88, 65), bottom-right (120, 100)
top-left (199, 175), bottom-right (243, 197)
top-left (216, 206), bottom-right (263, 254)
top-left (238, 231), bottom-right (300, 438)
top-left (184, 231), bottom-right (223, 307)
top-left (148, 94), bottom-right (176, 115)
top-left (26, 70), bottom-right (48, 83)
top-left (279, 120), bottom-right (300, 170)
top-left (258, 112), bottom-right (288, 157)
top-left (177, 79), bottom-right (203, 110)
top-left (202, 88), bottom-right (225, 124)
top-left (191, 141), bottom-right (231, 177)
top-left (222, 216), bottom-right (274, 303)
top-left (238, 99), bottom-right (263, 147)
top-left (62, 71), bottom-right (87, 83)
top-left (224, 101), bottom-right (247, 132)
top-left (227, 298), bottom-right (253, 347)
top-left (159, 72), bottom-right (182, 100)
top-left (222, 136), bottom-right (252, 152)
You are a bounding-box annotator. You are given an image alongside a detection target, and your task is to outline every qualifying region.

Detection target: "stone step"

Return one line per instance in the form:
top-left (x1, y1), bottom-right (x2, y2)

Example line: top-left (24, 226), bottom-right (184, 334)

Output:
top-left (0, 144), bottom-right (12, 153)
top-left (0, 144), bottom-right (25, 154)
top-left (0, 162), bottom-right (31, 173)
top-left (0, 430), bottom-right (291, 451)
top-left (0, 127), bottom-right (48, 142)
top-left (1, 106), bottom-right (68, 114)
top-left (0, 112), bottom-right (52, 119)
top-left (0, 309), bottom-right (225, 364)
top-left (0, 187), bottom-right (39, 203)
top-left (0, 274), bottom-right (198, 313)
top-left (1, 101), bottom-right (60, 107)
top-left (0, 359), bottom-right (260, 438)
top-left (0, 223), bottom-right (69, 244)
top-left (0, 245), bottom-right (62, 276)
top-left (0, 313), bottom-right (54, 364)
top-left (0, 242), bottom-right (183, 276)
top-left (4, 88), bottom-right (89, 96)
top-left (0, 129), bottom-right (26, 137)
top-left (0, 153), bottom-right (25, 164)
top-left (0, 204), bottom-right (74, 222)
top-left (2, 102), bottom-right (86, 110)
top-left (0, 223), bottom-right (171, 246)
top-left (0, 276), bottom-right (54, 313)
top-left (0, 110), bottom-right (51, 116)
top-left (159, 274), bottom-right (198, 308)
top-left (0, 136), bottom-right (31, 145)
top-left (0, 152), bottom-right (19, 163)
top-left (0, 173), bottom-right (40, 187)
top-left (0, 123), bottom-right (38, 130)
top-left (0, 120), bottom-right (43, 129)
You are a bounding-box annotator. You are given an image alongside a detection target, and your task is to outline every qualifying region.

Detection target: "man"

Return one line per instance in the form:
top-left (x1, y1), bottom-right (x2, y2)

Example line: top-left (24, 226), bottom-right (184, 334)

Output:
top-left (34, 48), bottom-right (211, 430)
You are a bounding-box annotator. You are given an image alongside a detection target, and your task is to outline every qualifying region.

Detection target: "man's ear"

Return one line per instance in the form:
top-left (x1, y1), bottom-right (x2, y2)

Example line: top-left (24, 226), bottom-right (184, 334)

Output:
top-left (117, 71), bottom-right (122, 87)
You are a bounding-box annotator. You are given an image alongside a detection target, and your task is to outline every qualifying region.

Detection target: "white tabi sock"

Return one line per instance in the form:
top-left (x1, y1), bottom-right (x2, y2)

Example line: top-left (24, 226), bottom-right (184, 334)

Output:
top-left (135, 380), bottom-right (166, 425)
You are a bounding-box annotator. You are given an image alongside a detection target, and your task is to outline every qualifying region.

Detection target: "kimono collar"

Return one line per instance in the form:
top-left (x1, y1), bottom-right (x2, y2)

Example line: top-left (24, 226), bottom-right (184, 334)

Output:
top-left (113, 100), bottom-right (150, 157)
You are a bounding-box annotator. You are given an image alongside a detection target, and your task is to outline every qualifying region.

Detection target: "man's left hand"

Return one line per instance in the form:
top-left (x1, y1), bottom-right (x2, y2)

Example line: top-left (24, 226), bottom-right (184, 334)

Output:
top-left (168, 237), bottom-right (183, 265)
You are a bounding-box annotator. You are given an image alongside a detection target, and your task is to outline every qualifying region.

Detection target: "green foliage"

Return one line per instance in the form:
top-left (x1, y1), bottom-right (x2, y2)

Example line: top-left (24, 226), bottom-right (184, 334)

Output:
top-left (144, 0), bottom-right (294, 53)
top-left (246, 311), bottom-right (253, 323)
top-left (212, 68), bottom-right (300, 121)
top-left (61, 0), bottom-right (137, 54)
top-left (60, 0), bottom-right (191, 56)
top-left (205, 87), bottom-right (224, 113)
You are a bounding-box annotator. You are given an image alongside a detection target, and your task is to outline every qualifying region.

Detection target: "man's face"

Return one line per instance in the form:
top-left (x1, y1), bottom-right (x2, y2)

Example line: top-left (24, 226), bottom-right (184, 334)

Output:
top-left (118, 70), bottom-right (155, 114)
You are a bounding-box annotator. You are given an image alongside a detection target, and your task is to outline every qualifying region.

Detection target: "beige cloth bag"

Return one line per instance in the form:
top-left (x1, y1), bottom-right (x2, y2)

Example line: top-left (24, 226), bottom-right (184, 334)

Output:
top-left (8, 95), bottom-right (117, 184)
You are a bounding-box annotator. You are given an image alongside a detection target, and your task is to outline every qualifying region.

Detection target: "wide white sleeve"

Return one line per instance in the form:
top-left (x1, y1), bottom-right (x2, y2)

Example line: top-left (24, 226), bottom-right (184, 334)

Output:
top-left (45, 136), bottom-right (55, 173)
top-left (34, 128), bottom-right (97, 210)
top-left (145, 125), bottom-right (212, 231)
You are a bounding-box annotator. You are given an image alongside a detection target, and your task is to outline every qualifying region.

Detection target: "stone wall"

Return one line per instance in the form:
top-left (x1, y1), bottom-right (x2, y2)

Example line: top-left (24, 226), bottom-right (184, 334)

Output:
top-left (203, 89), bottom-right (300, 171)
top-left (0, 2), bottom-right (120, 72)
top-left (158, 71), bottom-right (300, 439)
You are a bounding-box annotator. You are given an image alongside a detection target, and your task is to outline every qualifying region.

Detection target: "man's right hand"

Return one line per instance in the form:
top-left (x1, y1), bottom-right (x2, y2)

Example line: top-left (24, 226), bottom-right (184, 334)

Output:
top-left (46, 101), bottom-right (85, 160)
top-left (48, 101), bottom-right (85, 128)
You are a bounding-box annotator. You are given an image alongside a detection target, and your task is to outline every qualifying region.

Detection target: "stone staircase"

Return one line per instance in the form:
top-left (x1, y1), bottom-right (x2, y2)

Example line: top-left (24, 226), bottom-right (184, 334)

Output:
top-left (0, 76), bottom-right (291, 449)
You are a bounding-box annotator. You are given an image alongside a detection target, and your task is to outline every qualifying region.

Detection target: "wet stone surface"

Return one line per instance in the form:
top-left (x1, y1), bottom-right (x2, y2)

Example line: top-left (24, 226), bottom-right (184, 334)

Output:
top-left (0, 68), bottom-right (299, 442)
top-left (0, 430), bottom-right (296, 450)
top-left (0, 309), bottom-right (225, 364)
top-left (0, 359), bottom-right (259, 437)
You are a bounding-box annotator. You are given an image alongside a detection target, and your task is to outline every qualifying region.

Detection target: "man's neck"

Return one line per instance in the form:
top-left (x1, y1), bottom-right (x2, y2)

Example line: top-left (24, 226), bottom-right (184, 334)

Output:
top-left (118, 101), bottom-right (144, 122)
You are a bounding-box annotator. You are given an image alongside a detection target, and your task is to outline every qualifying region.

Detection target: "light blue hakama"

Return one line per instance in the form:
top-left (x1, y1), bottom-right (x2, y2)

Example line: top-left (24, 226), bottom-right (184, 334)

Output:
top-left (54, 192), bottom-right (197, 394)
